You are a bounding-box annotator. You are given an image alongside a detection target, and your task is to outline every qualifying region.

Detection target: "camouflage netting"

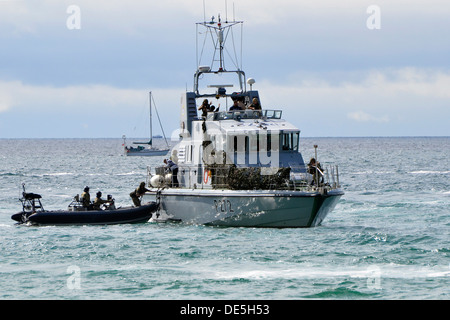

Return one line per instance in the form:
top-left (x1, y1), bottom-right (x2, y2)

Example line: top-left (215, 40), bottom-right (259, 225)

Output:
top-left (207, 165), bottom-right (291, 190)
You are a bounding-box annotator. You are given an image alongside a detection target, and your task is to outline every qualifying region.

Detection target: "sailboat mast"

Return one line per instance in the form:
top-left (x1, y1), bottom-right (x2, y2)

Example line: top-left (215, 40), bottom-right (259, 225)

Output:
top-left (149, 91), bottom-right (153, 147)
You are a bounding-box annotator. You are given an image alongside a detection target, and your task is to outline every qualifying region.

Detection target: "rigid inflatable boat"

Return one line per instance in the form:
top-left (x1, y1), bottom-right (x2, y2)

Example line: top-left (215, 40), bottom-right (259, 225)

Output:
top-left (12, 185), bottom-right (158, 226)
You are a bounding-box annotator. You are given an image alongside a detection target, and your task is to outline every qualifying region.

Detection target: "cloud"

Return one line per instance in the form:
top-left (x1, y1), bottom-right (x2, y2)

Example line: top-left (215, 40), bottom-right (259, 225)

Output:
top-left (0, 88), bottom-right (12, 112)
top-left (251, 67), bottom-right (450, 136)
top-left (0, 81), bottom-right (140, 112)
top-left (258, 67), bottom-right (450, 108)
top-left (0, 80), bottom-right (184, 115)
top-left (1, 67), bottom-right (450, 137)
top-left (2, 0), bottom-right (450, 37)
top-left (0, 80), bottom-right (183, 137)
top-left (347, 111), bottom-right (389, 123)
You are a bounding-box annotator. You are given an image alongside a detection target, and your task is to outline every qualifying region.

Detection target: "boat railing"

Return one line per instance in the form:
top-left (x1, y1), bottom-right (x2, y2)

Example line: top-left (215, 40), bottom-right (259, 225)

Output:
top-left (67, 195), bottom-right (88, 212)
top-left (147, 163), bottom-right (341, 192)
top-left (196, 109), bottom-right (282, 121)
top-left (289, 164), bottom-right (341, 191)
top-left (19, 184), bottom-right (45, 213)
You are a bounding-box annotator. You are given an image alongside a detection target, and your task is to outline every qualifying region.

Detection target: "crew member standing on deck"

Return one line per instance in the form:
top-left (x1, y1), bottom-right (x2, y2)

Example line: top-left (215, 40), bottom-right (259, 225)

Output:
top-left (164, 158), bottom-right (179, 187)
top-left (308, 158), bottom-right (324, 185)
top-left (198, 99), bottom-right (212, 119)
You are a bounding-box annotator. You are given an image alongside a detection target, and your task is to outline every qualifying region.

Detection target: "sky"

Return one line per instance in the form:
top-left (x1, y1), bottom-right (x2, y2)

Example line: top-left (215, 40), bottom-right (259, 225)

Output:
top-left (1, 0), bottom-right (450, 138)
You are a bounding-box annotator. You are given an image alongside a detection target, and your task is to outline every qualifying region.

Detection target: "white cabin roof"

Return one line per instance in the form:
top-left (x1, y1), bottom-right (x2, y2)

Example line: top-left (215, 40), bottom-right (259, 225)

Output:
top-left (215, 118), bottom-right (298, 134)
top-left (199, 109), bottom-right (300, 135)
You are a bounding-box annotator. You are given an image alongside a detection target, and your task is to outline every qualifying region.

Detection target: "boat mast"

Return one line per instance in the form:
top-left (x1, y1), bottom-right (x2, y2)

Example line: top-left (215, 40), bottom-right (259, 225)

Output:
top-left (194, 15), bottom-right (245, 96)
top-left (218, 15), bottom-right (224, 72)
top-left (131, 93), bottom-right (153, 145)
top-left (149, 91), bottom-right (153, 147)
top-left (150, 92), bottom-right (170, 149)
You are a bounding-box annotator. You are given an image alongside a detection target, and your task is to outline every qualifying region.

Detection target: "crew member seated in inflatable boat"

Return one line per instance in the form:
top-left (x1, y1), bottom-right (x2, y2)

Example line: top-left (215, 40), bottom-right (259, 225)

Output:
top-left (92, 191), bottom-right (113, 210)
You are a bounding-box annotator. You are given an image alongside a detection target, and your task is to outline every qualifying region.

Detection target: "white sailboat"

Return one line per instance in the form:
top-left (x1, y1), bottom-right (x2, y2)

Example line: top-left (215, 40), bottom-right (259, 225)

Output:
top-left (124, 91), bottom-right (170, 156)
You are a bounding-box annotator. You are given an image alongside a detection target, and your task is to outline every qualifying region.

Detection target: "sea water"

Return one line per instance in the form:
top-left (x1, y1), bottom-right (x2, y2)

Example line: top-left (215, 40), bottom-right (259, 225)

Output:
top-left (0, 137), bottom-right (448, 300)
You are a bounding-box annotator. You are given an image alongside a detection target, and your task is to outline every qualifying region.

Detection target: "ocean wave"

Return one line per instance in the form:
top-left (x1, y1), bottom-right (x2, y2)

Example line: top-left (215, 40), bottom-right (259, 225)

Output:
top-left (115, 171), bottom-right (141, 176)
top-left (410, 170), bottom-right (450, 174)
top-left (213, 264), bottom-right (450, 281)
top-left (352, 171), bottom-right (394, 175)
top-left (0, 223), bottom-right (13, 228)
top-left (17, 172), bottom-right (75, 177)
top-left (303, 286), bottom-right (374, 299)
top-left (0, 172), bottom-right (25, 177)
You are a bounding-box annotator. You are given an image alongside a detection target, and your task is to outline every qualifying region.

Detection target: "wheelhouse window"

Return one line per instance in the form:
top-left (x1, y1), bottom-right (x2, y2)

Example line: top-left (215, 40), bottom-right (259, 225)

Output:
top-left (232, 133), bottom-right (260, 153)
top-left (281, 132), bottom-right (299, 151)
top-left (250, 133), bottom-right (259, 152)
top-left (264, 110), bottom-right (282, 119)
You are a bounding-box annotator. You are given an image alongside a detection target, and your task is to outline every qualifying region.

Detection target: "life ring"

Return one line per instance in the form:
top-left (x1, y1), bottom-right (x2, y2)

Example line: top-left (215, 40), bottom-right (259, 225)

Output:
top-left (203, 169), bottom-right (209, 184)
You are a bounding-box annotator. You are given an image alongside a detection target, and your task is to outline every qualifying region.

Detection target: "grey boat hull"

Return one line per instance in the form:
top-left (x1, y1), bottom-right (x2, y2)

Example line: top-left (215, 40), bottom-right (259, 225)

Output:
top-left (146, 189), bottom-right (343, 228)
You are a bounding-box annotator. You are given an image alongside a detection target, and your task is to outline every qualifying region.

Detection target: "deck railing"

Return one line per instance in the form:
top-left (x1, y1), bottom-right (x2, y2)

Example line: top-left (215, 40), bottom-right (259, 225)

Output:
top-left (147, 163), bottom-right (341, 192)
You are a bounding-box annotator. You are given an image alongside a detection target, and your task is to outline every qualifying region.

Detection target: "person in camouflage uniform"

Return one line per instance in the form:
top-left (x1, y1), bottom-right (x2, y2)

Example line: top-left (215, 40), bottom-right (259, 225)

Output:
top-left (80, 186), bottom-right (92, 209)
top-left (130, 182), bottom-right (150, 206)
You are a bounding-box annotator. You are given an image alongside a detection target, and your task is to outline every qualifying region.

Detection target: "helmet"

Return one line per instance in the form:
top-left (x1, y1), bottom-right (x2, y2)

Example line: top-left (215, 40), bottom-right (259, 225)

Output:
top-left (96, 191), bottom-right (102, 198)
top-left (84, 186), bottom-right (90, 192)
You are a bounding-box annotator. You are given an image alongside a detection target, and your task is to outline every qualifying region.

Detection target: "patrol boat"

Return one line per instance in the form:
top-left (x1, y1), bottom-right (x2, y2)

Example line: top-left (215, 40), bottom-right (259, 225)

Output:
top-left (144, 16), bottom-right (344, 227)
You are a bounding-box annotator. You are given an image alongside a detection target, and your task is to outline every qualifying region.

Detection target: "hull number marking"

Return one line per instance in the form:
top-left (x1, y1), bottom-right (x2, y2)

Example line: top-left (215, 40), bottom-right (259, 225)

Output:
top-left (214, 200), bottom-right (234, 213)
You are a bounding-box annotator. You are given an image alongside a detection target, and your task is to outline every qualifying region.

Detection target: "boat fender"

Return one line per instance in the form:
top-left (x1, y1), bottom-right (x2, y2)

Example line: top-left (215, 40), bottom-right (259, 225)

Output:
top-left (150, 175), bottom-right (164, 188)
top-left (164, 173), bottom-right (172, 184)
